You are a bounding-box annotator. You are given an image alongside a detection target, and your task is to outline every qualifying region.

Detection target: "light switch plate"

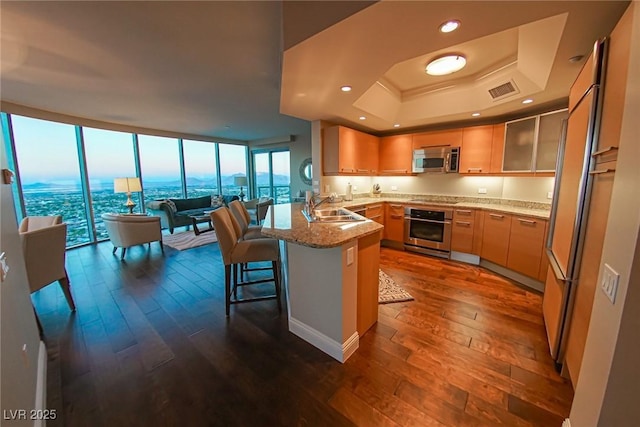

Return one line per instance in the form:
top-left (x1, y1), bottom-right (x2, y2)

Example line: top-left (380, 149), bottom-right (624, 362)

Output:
top-left (547, 191), bottom-right (553, 199)
top-left (601, 263), bottom-right (619, 303)
top-left (391, 186), bottom-right (398, 191)
top-left (346, 247), bottom-right (354, 266)
top-left (478, 188), bottom-right (487, 194)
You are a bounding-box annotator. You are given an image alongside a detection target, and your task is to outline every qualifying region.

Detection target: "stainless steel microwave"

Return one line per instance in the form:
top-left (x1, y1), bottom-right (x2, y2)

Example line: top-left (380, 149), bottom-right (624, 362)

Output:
top-left (412, 146), bottom-right (460, 173)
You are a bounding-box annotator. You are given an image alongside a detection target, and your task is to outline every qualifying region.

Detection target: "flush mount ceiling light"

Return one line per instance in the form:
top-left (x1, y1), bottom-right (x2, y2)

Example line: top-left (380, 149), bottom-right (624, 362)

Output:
top-left (426, 55), bottom-right (466, 76)
top-left (393, 123), bottom-right (400, 128)
top-left (522, 98), bottom-right (534, 104)
top-left (340, 85), bottom-right (352, 92)
top-left (472, 112), bottom-right (481, 117)
top-left (439, 20), bottom-right (461, 33)
top-left (359, 116), bottom-right (366, 120)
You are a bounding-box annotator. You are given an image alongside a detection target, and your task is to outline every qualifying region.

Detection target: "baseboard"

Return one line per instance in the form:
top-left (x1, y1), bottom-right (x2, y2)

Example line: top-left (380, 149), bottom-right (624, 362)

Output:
top-left (289, 317), bottom-right (359, 363)
top-left (562, 418), bottom-right (572, 427)
top-left (34, 340), bottom-right (47, 427)
top-left (450, 251), bottom-right (480, 265)
top-left (479, 259), bottom-right (545, 292)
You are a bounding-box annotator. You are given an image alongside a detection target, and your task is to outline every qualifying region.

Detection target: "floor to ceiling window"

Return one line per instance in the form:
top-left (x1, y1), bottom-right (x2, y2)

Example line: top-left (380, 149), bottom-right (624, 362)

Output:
top-left (138, 135), bottom-right (183, 200)
top-left (252, 149), bottom-right (290, 204)
top-left (183, 139), bottom-right (218, 198)
top-left (83, 127), bottom-right (137, 239)
top-left (9, 116), bottom-right (91, 246)
top-left (218, 143), bottom-right (248, 198)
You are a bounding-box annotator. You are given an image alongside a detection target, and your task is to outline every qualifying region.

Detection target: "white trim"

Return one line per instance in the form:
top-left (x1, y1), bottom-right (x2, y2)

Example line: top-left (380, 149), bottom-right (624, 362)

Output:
top-left (450, 251), bottom-right (480, 265)
top-left (289, 317), bottom-right (359, 363)
top-left (562, 418), bottom-right (572, 427)
top-left (34, 340), bottom-right (47, 427)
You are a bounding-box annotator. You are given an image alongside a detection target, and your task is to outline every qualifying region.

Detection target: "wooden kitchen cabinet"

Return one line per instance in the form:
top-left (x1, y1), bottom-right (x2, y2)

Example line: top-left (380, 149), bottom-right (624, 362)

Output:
top-left (412, 128), bottom-right (462, 149)
top-left (490, 123), bottom-right (505, 173)
top-left (451, 208), bottom-right (476, 253)
top-left (323, 125), bottom-right (379, 175)
top-left (507, 215), bottom-right (546, 279)
top-left (379, 134), bottom-right (413, 175)
top-left (481, 211), bottom-right (512, 266)
top-left (365, 203), bottom-right (384, 225)
top-left (459, 126), bottom-right (494, 174)
top-left (384, 203), bottom-right (404, 242)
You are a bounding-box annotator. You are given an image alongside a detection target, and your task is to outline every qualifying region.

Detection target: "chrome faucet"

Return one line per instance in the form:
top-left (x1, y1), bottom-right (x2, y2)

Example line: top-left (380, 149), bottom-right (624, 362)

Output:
top-left (305, 193), bottom-right (333, 216)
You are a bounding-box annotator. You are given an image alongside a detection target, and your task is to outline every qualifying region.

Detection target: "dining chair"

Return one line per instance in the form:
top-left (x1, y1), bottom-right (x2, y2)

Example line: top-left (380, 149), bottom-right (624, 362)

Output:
top-left (209, 207), bottom-right (281, 316)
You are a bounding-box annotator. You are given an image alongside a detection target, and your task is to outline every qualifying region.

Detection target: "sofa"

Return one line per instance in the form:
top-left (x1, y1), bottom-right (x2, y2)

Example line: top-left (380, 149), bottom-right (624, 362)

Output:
top-left (145, 195), bottom-right (239, 233)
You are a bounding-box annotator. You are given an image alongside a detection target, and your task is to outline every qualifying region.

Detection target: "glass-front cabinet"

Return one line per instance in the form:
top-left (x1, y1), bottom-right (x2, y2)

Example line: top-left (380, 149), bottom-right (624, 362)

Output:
top-left (502, 109), bottom-right (568, 172)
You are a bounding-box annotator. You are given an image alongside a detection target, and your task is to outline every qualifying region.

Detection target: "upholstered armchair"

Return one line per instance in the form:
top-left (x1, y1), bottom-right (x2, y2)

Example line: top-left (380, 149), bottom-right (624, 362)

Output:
top-left (243, 197), bottom-right (274, 225)
top-left (19, 216), bottom-right (75, 312)
top-left (101, 213), bottom-right (163, 259)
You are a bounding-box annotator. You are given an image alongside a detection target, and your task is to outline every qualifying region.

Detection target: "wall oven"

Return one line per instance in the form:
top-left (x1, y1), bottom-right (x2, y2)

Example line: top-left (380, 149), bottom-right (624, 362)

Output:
top-left (404, 207), bottom-right (453, 258)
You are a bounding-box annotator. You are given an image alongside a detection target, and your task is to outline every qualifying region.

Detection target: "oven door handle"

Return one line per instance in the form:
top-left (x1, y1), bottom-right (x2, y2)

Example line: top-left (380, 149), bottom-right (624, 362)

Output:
top-left (404, 217), bottom-right (450, 225)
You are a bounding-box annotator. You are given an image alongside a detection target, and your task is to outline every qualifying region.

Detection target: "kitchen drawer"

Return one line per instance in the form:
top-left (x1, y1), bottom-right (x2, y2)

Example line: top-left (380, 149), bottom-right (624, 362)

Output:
top-left (366, 203), bottom-right (384, 225)
top-left (507, 216), bottom-right (545, 278)
top-left (453, 208), bottom-right (475, 220)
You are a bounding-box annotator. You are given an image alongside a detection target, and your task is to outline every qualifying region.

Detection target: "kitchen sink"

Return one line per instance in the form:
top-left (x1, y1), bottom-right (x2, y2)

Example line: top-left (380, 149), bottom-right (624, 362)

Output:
top-left (302, 207), bottom-right (366, 223)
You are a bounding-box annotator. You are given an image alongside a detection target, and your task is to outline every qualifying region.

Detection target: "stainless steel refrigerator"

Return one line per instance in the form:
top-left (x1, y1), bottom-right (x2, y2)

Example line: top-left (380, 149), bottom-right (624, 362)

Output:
top-left (543, 38), bottom-right (608, 364)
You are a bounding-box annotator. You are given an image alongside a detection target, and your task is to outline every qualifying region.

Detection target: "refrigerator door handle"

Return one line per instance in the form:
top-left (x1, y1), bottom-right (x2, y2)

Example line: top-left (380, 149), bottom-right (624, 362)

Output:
top-left (546, 249), bottom-right (568, 282)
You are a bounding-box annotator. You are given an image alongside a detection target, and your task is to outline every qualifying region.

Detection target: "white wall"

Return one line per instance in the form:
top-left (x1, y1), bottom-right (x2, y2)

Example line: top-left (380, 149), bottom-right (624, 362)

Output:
top-left (1, 132), bottom-right (43, 425)
top-left (569, 2), bottom-right (640, 425)
top-left (322, 174), bottom-right (555, 202)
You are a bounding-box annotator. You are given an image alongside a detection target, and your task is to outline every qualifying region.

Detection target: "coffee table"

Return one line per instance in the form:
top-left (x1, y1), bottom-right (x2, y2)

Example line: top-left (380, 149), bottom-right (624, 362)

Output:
top-left (189, 210), bottom-right (215, 236)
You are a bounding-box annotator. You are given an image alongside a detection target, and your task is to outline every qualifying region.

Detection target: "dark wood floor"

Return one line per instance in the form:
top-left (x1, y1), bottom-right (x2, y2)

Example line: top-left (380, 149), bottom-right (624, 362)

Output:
top-left (35, 235), bottom-right (573, 426)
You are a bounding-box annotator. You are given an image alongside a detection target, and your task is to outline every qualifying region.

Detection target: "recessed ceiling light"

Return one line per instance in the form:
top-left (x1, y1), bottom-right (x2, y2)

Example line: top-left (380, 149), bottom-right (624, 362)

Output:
top-left (359, 116), bottom-right (366, 120)
top-left (393, 124), bottom-right (400, 128)
top-left (426, 55), bottom-right (466, 76)
top-left (439, 20), bottom-right (461, 33)
top-left (569, 55), bottom-right (584, 63)
top-left (522, 98), bottom-right (534, 104)
top-left (340, 86), bottom-right (352, 92)
top-left (472, 112), bottom-right (481, 117)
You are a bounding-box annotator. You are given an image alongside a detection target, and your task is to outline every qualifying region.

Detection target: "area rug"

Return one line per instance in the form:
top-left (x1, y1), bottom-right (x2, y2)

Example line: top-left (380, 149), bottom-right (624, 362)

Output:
top-left (162, 230), bottom-right (218, 250)
top-left (379, 270), bottom-right (414, 304)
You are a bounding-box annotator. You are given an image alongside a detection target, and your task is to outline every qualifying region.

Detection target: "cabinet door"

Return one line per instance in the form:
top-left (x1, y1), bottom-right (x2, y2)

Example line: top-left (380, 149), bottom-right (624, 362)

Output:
top-left (490, 124), bottom-right (505, 173)
top-left (361, 133), bottom-right (380, 174)
top-left (338, 126), bottom-right (360, 174)
top-left (384, 203), bottom-right (405, 241)
top-left (460, 126), bottom-right (493, 174)
top-left (451, 208), bottom-right (475, 253)
top-left (503, 117), bottom-right (536, 171)
top-left (507, 216), bottom-right (545, 278)
top-left (366, 203), bottom-right (384, 225)
top-left (536, 110), bottom-right (568, 171)
top-left (481, 212), bottom-right (512, 266)
top-left (412, 128), bottom-right (462, 149)
top-left (379, 135), bottom-right (413, 175)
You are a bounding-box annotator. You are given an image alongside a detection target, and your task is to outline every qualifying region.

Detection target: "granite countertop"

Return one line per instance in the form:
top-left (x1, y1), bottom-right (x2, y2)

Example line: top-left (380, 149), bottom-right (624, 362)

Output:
top-left (260, 203), bottom-right (384, 248)
top-left (324, 195), bottom-right (551, 220)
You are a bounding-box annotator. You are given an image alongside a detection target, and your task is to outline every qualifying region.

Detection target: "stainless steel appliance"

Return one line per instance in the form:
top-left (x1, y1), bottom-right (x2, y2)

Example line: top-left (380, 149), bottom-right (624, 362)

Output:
top-left (404, 207), bottom-right (452, 258)
top-left (412, 146), bottom-right (460, 173)
top-left (543, 39), bottom-right (608, 364)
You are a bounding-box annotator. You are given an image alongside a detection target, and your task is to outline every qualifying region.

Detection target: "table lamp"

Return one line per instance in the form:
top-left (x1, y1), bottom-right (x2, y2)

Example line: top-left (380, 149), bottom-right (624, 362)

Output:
top-left (114, 177), bottom-right (142, 214)
top-left (234, 176), bottom-right (248, 201)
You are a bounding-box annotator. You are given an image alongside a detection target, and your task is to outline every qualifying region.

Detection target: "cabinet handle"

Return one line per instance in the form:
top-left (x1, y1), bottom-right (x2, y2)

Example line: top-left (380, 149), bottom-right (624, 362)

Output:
top-left (591, 146), bottom-right (618, 157)
top-left (456, 209), bottom-right (472, 214)
top-left (390, 204), bottom-right (403, 208)
top-left (589, 168), bottom-right (615, 175)
top-left (489, 213), bottom-right (504, 219)
top-left (517, 218), bottom-right (536, 224)
top-left (455, 221), bottom-right (471, 226)
top-left (382, 169), bottom-right (408, 173)
top-left (391, 215), bottom-right (403, 219)
top-left (341, 168), bottom-right (354, 172)
top-left (467, 168), bottom-right (482, 172)
top-left (357, 169), bottom-right (369, 173)
top-left (368, 215), bottom-right (382, 220)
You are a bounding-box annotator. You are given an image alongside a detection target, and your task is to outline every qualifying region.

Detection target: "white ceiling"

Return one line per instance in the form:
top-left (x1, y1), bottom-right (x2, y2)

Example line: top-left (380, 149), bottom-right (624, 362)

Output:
top-left (0, 1), bottom-right (630, 142)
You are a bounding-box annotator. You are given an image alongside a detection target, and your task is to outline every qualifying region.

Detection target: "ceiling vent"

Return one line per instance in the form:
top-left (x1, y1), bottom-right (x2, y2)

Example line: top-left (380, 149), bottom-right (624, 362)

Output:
top-left (488, 80), bottom-right (519, 100)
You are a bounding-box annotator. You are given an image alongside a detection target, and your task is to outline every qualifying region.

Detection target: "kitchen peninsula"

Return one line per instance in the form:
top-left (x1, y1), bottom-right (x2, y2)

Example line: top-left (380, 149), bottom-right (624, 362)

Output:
top-left (260, 203), bottom-right (383, 362)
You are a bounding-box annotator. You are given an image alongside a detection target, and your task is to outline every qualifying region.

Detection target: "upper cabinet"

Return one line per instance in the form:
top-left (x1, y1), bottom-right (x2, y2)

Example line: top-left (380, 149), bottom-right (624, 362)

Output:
top-left (459, 125), bottom-right (494, 174)
top-left (503, 109), bottom-right (568, 172)
top-left (412, 129), bottom-right (463, 149)
top-left (323, 125), bottom-right (379, 175)
top-left (379, 134), bottom-right (413, 175)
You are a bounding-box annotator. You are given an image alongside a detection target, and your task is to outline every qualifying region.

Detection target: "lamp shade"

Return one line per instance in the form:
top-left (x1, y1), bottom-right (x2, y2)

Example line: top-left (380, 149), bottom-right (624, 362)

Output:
top-left (114, 177), bottom-right (142, 193)
top-left (234, 176), bottom-right (248, 187)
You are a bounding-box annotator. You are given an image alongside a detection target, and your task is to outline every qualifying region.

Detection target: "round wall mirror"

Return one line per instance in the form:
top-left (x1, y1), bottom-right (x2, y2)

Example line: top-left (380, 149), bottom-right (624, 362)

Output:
top-left (300, 157), bottom-right (312, 186)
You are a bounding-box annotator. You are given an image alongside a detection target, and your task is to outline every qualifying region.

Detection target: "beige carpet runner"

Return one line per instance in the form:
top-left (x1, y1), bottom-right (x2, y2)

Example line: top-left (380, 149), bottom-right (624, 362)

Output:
top-left (378, 270), bottom-right (414, 304)
top-left (162, 230), bottom-right (218, 250)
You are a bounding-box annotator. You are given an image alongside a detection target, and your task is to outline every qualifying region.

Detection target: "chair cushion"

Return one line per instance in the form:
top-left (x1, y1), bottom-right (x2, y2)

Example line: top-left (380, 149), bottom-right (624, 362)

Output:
top-left (170, 196), bottom-right (211, 211)
top-left (231, 238), bottom-right (280, 264)
top-left (243, 226), bottom-right (264, 240)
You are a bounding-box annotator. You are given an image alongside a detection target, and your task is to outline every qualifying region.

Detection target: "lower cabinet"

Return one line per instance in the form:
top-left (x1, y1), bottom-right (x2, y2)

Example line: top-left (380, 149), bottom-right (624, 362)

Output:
top-left (507, 216), bottom-right (546, 278)
top-left (365, 203), bottom-right (384, 225)
top-left (451, 208), bottom-right (476, 254)
top-left (481, 211), bottom-right (512, 266)
top-left (384, 203), bottom-right (404, 242)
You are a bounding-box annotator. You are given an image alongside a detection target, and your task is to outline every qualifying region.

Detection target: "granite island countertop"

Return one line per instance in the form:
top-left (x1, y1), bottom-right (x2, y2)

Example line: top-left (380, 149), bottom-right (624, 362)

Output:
top-left (260, 202), bottom-right (384, 248)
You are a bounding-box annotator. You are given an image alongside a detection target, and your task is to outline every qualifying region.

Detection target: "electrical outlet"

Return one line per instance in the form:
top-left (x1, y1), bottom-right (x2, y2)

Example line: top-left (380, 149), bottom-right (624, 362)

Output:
top-left (547, 191), bottom-right (553, 199)
top-left (478, 188), bottom-right (487, 194)
top-left (601, 263), bottom-right (620, 303)
top-left (391, 186), bottom-right (398, 191)
top-left (324, 184), bottom-right (330, 193)
top-left (352, 186), bottom-right (357, 191)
